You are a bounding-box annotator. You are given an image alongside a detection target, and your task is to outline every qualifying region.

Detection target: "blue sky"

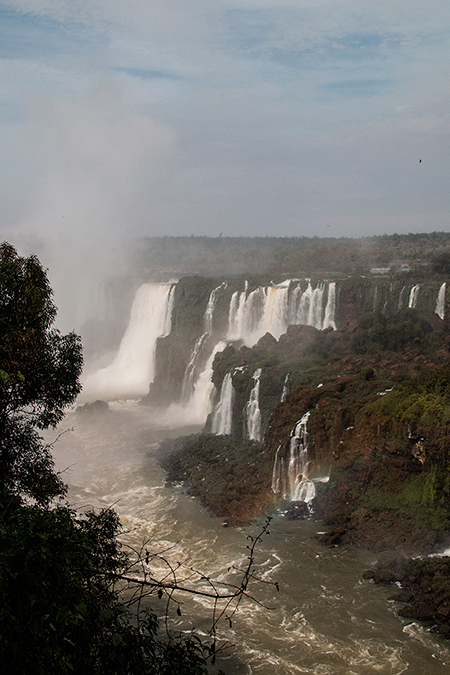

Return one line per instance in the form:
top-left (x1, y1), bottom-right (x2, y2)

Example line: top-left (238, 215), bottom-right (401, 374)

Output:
top-left (0, 1), bottom-right (449, 326)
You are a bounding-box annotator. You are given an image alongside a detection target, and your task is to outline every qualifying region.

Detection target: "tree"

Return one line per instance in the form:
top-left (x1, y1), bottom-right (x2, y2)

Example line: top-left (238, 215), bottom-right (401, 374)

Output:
top-left (0, 243), bottom-right (274, 674)
top-left (0, 242), bottom-right (83, 502)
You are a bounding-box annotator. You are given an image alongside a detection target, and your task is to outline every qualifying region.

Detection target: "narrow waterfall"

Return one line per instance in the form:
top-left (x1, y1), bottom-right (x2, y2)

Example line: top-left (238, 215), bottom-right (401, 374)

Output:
top-left (211, 372), bottom-right (234, 435)
top-left (271, 412), bottom-right (316, 503)
top-left (84, 283), bottom-right (175, 400)
top-left (373, 286), bottom-right (378, 312)
top-left (181, 283), bottom-right (227, 402)
top-left (281, 373), bottom-right (290, 402)
top-left (408, 284), bottom-right (420, 308)
top-left (181, 333), bottom-right (209, 401)
top-left (271, 445), bottom-right (284, 493)
top-left (246, 368), bottom-right (262, 441)
top-left (204, 282), bottom-right (226, 334)
top-left (397, 286), bottom-right (407, 311)
top-left (436, 282), bottom-right (446, 320)
top-left (323, 282), bottom-right (337, 330)
top-left (288, 412), bottom-right (316, 502)
top-left (227, 282), bottom-right (249, 341)
top-left (178, 341), bottom-right (228, 425)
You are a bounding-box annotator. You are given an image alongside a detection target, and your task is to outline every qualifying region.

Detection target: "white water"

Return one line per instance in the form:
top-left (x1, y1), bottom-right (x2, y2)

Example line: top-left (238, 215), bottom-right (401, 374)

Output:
top-left (83, 283), bottom-right (175, 400)
top-left (436, 283), bottom-right (446, 320)
top-left (181, 332), bottom-right (209, 401)
top-left (50, 403), bottom-right (450, 675)
top-left (246, 368), bottom-right (263, 441)
top-left (204, 282), bottom-right (226, 334)
top-left (165, 340), bottom-right (228, 427)
top-left (227, 280), bottom-right (336, 347)
top-left (281, 374), bottom-right (290, 403)
top-left (271, 412), bottom-right (326, 505)
top-left (288, 412), bottom-right (316, 503)
top-left (212, 372), bottom-right (235, 435)
top-left (408, 284), bottom-right (420, 309)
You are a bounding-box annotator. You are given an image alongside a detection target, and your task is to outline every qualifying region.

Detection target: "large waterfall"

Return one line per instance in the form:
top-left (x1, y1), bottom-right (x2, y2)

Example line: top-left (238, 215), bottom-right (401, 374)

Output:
top-left (227, 280), bottom-right (336, 346)
top-left (83, 283), bottom-right (175, 400)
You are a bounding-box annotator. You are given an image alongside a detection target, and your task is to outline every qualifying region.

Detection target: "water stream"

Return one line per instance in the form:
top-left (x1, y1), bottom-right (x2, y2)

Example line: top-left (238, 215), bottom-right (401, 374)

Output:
top-left (49, 402), bottom-right (450, 675)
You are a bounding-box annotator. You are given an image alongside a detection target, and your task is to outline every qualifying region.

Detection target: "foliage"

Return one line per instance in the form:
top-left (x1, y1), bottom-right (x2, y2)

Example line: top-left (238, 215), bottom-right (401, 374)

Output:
top-left (368, 360), bottom-right (450, 430)
top-left (0, 495), bottom-right (212, 675)
top-left (0, 242), bottom-right (83, 503)
top-left (0, 243), bottom-right (274, 674)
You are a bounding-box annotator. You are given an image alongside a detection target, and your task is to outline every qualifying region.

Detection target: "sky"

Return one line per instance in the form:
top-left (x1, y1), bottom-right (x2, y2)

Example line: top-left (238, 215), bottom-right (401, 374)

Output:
top-left (0, 0), bottom-right (449, 328)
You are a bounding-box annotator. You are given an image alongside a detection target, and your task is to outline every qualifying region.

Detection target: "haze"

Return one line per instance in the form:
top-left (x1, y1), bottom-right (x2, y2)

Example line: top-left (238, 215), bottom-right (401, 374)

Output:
top-left (0, 0), bottom-right (449, 329)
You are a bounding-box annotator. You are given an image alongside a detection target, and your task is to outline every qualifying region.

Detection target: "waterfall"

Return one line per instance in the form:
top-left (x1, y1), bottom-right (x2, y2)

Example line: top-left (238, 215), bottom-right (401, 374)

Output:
top-left (373, 286), bottom-right (378, 312)
top-left (289, 281), bottom-right (327, 330)
top-left (204, 282), bottom-right (226, 334)
top-left (271, 412), bottom-right (315, 503)
top-left (436, 283), bottom-right (446, 320)
top-left (245, 368), bottom-right (262, 441)
top-left (227, 279), bottom-right (336, 347)
top-left (288, 412), bottom-right (316, 502)
top-left (397, 286), bottom-right (407, 311)
top-left (408, 284), bottom-right (420, 309)
top-left (181, 333), bottom-right (209, 401)
top-left (211, 372), bottom-right (234, 435)
top-left (181, 283), bottom-right (227, 401)
top-left (84, 283), bottom-right (175, 400)
top-left (281, 374), bottom-right (290, 402)
top-left (271, 445), bottom-right (284, 493)
top-left (323, 282), bottom-right (336, 330)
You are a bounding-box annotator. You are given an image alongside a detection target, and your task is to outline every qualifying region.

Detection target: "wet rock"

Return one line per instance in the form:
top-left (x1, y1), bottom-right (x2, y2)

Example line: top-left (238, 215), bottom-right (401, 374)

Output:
top-left (285, 501), bottom-right (309, 520)
top-left (76, 399), bottom-right (109, 414)
top-left (318, 527), bottom-right (347, 547)
top-left (388, 590), bottom-right (415, 603)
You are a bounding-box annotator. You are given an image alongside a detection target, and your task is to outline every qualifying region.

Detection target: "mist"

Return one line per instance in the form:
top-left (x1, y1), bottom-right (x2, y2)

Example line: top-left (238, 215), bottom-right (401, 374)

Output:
top-left (5, 81), bottom-right (177, 336)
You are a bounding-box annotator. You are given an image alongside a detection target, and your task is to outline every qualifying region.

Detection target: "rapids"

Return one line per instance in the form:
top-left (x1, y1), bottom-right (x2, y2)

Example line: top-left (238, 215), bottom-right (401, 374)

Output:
top-left (49, 402), bottom-right (450, 675)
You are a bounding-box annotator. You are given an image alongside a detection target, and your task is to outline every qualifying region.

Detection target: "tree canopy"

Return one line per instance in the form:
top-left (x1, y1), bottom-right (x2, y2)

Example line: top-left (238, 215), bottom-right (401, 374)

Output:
top-left (0, 243), bottom-right (266, 674)
top-left (0, 242), bottom-right (83, 502)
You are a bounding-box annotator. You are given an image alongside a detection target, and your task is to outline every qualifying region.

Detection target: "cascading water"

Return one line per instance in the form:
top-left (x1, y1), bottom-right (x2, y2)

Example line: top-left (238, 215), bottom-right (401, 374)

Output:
top-left (322, 282), bottom-right (337, 330)
top-left (83, 283), bottom-right (175, 400)
top-left (181, 283), bottom-right (227, 402)
top-left (436, 282), bottom-right (446, 320)
top-left (227, 279), bottom-right (336, 347)
top-left (204, 282), bottom-right (226, 334)
top-left (245, 368), bottom-right (262, 441)
top-left (397, 286), bottom-right (407, 310)
top-left (287, 412), bottom-right (316, 503)
top-left (181, 333), bottom-right (209, 401)
top-left (271, 412), bottom-right (316, 504)
top-left (281, 374), bottom-right (290, 402)
top-left (408, 284), bottom-right (420, 308)
top-left (211, 372), bottom-right (234, 435)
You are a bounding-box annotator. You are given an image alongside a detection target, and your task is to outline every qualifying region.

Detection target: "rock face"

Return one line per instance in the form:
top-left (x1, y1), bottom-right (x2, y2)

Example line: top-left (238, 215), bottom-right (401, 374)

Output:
top-left (362, 554), bottom-right (450, 638)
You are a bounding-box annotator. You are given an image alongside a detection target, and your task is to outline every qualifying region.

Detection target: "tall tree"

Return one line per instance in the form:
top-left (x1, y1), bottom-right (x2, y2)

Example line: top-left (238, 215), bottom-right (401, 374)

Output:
top-left (0, 242), bottom-right (83, 502)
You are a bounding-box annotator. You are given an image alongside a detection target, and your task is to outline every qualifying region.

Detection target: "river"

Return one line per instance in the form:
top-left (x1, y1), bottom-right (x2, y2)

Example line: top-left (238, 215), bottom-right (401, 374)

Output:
top-left (49, 400), bottom-right (450, 675)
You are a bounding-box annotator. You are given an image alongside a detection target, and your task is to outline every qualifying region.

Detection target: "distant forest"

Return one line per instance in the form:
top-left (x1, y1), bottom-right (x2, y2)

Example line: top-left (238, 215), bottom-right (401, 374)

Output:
top-left (133, 232), bottom-right (450, 279)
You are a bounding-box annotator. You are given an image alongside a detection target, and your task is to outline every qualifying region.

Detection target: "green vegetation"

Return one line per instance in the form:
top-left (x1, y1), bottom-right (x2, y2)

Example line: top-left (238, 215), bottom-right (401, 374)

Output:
top-left (134, 232), bottom-right (450, 278)
top-left (0, 244), bottom-right (216, 675)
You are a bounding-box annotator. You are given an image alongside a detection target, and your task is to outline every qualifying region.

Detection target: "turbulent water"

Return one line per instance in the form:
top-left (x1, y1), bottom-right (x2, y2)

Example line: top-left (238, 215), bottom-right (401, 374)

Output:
top-left (50, 402), bottom-right (450, 675)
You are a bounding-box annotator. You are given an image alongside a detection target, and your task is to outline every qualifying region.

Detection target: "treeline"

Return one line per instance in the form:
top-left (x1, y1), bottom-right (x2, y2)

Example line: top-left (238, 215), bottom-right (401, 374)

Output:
top-left (133, 232), bottom-right (450, 278)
